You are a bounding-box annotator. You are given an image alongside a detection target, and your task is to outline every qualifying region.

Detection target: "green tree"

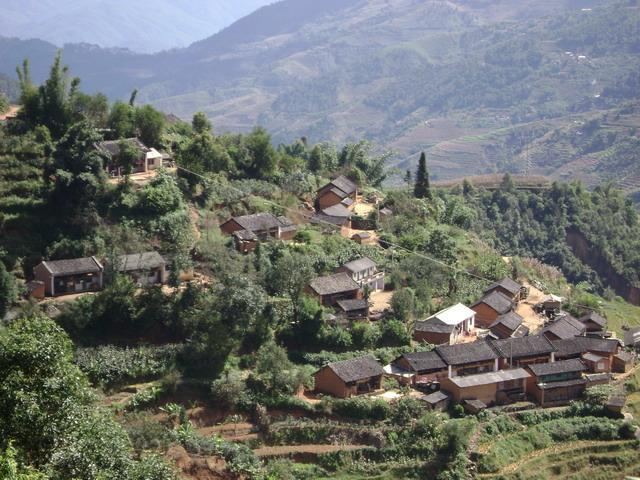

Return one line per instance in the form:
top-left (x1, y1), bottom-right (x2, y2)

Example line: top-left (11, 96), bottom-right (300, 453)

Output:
top-left (0, 314), bottom-right (91, 462)
top-left (0, 93), bottom-right (7, 114)
top-left (0, 262), bottom-right (18, 319)
top-left (178, 132), bottom-right (232, 175)
top-left (139, 169), bottom-right (184, 215)
top-left (191, 112), bottom-right (211, 134)
top-left (414, 152), bottom-right (431, 199)
top-left (244, 126), bottom-right (278, 179)
top-left (135, 105), bottom-right (165, 148)
top-left (0, 443), bottom-right (45, 480)
top-left (117, 139), bottom-right (139, 176)
top-left (249, 340), bottom-right (311, 396)
top-left (108, 101), bottom-right (136, 139)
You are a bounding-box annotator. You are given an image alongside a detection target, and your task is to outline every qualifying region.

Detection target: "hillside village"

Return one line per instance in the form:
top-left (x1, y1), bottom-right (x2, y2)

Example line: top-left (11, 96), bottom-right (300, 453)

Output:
top-left (3, 51), bottom-right (640, 480)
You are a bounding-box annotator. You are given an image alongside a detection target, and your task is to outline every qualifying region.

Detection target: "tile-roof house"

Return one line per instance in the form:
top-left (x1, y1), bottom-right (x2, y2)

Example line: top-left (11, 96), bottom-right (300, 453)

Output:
top-left (316, 175), bottom-right (358, 210)
top-left (551, 336), bottom-right (620, 373)
top-left (579, 311), bottom-right (607, 333)
top-left (541, 314), bottom-right (586, 341)
top-left (488, 311), bottom-right (527, 339)
top-left (33, 257), bottom-right (104, 297)
top-left (526, 358), bottom-right (587, 406)
top-left (436, 341), bottom-right (499, 377)
top-left (338, 257), bottom-right (384, 292)
top-left (471, 291), bottom-right (514, 328)
top-left (220, 213), bottom-right (297, 252)
top-left (336, 299), bottom-right (370, 320)
top-left (490, 335), bottom-right (556, 368)
top-left (111, 252), bottom-right (167, 285)
top-left (96, 138), bottom-right (162, 176)
top-left (305, 273), bottom-right (361, 307)
top-left (484, 278), bottom-right (523, 303)
top-left (387, 351), bottom-right (448, 386)
top-left (314, 356), bottom-right (383, 398)
top-left (440, 368), bottom-right (530, 406)
top-left (413, 303), bottom-right (476, 345)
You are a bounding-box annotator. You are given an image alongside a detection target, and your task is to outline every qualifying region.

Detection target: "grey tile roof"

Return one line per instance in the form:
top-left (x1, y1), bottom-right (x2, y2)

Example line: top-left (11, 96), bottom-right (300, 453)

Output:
top-left (436, 341), bottom-right (499, 366)
top-left (337, 299), bottom-right (369, 312)
top-left (231, 212), bottom-right (286, 232)
top-left (472, 291), bottom-right (513, 314)
top-left (582, 352), bottom-right (604, 363)
top-left (541, 316), bottom-right (585, 340)
top-left (489, 311), bottom-right (524, 331)
top-left (421, 391), bottom-right (449, 404)
top-left (552, 336), bottom-right (620, 357)
top-left (42, 257), bottom-right (103, 276)
top-left (233, 229), bottom-right (258, 241)
top-left (309, 273), bottom-right (360, 296)
top-left (614, 351), bottom-right (634, 363)
top-left (96, 138), bottom-right (149, 156)
top-left (342, 257), bottom-right (376, 273)
top-left (486, 277), bottom-right (522, 295)
top-left (414, 317), bottom-right (455, 334)
top-left (116, 251), bottom-right (165, 272)
top-left (311, 213), bottom-right (349, 227)
top-left (325, 355), bottom-right (383, 383)
top-left (397, 351), bottom-right (447, 372)
top-left (322, 204), bottom-right (352, 218)
top-left (330, 175), bottom-right (357, 196)
top-left (528, 358), bottom-right (585, 377)
top-left (490, 335), bottom-right (556, 359)
top-left (579, 311), bottom-right (607, 328)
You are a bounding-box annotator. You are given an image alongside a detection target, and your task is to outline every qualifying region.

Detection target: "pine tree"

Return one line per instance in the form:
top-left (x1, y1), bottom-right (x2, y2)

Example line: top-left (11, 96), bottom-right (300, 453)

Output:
top-left (414, 151), bottom-right (431, 199)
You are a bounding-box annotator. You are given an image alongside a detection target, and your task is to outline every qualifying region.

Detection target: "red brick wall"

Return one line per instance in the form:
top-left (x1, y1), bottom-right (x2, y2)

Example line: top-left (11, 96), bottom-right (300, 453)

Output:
top-left (472, 303), bottom-right (500, 328)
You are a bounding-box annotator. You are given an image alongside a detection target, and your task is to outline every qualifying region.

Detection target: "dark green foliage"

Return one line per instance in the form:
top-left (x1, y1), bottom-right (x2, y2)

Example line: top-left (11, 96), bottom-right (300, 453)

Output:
top-left (414, 152), bottom-right (431, 199)
top-left (75, 344), bottom-right (181, 389)
top-left (0, 262), bottom-right (19, 319)
top-left (134, 104), bottom-right (165, 148)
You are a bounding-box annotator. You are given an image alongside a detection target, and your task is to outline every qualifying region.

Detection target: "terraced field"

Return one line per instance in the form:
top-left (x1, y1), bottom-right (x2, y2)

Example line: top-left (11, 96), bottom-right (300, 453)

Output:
top-left (480, 440), bottom-right (640, 480)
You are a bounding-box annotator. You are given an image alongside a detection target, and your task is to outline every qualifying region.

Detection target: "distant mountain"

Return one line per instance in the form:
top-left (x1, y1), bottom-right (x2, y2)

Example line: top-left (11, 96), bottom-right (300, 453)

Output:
top-left (0, 0), bottom-right (274, 53)
top-left (1, 0), bottom-right (639, 194)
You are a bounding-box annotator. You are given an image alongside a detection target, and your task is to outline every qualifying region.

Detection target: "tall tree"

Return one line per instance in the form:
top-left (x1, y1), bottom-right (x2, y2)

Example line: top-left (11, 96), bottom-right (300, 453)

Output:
top-left (135, 105), bottom-right (165, 148)
top-left (414, 151), bottom-right (432, 200)
top-left (191, 111), bottom-right (212, 134)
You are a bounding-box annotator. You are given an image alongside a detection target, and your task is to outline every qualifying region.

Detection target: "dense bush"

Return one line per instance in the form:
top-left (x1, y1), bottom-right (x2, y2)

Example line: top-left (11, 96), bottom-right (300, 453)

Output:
top-left (75, 344), bottom-right (181, 389)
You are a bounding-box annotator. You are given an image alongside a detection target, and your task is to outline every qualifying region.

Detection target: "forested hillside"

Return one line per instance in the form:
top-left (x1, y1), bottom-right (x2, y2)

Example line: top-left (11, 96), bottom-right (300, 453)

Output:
top-left (2, 53), bottom-right (640, 480)
top-left (2, 0), bottom-right (639, 192)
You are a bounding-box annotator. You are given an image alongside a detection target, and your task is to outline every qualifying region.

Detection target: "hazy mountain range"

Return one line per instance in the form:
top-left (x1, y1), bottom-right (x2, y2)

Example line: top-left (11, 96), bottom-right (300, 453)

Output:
top-left (1, 0), bottom-right (639, 194)
top-left (0, 0), bottom-right (274, 53)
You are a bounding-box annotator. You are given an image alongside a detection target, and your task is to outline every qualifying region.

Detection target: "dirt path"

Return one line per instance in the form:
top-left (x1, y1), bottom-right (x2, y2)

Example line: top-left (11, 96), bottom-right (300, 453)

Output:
top-left (102, 381), bottom-right (157, 407)
top-left (189, 206), bottom-right (202, 242)
top-left (369, 290), bottom-right (392, 314)
top-left (253, 444), bottom-right (368, 457)
top-left (516, 282), bottom-right (547, 333)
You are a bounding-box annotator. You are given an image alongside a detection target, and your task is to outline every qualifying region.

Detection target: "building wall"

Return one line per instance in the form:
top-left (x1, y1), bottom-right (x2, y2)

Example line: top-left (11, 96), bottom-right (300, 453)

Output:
top-left (33, 263), bottom-right (54, 296)
top-left (318, 190), bottom-right (344, 209)
top-left (304, 286), bottom-right (361, 307)
top-left (499, 354), bottom-right (552, 370)
top-left (413, 330), bottom-right (452, 345)
top-left (471, 303), bottom-right (500, 328)
top-left (220, 219), bottom-right (244, 235)
top-left (613, 356), bottom-right (633, 373)
top-left (490, 324), bottom-right (514, 339)
top-left (451, 359), bottom-right (497, 377)
top-left (441, 378), bottom-right (498, 405)
top-left (314, 367), bottom-right (349, 398)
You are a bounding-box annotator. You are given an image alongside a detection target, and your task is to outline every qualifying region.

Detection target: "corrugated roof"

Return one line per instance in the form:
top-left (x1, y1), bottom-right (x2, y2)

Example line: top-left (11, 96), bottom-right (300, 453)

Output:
top-left (116, 251), bottom-right (165, 272)
top-left (436, 341), bottom-right (499, 366)
top-left (427, 303), bottom-right (475, 326)
top-left (397, 351), bottom-right (447, 372)
top-left (472, 291), bottom-right (513, 314)
top-left (42, 257), bottom-right (103, 276)
top-left (490, 335), bottom-right (556, 359)
top-left (308, 273), bottom-right (360, 296)
top-left (325, 355), bottom-right (383, 383)
top-left (342, 257), bottom-right (376, 273)
top-left (538, 378), bottom-right (586, 390)
top-left (447, 368), bottom-right (530, 388)
top-left (486, 277), bottom-right (521, 295)
top-left (528, 358), bottom-right (585, 376)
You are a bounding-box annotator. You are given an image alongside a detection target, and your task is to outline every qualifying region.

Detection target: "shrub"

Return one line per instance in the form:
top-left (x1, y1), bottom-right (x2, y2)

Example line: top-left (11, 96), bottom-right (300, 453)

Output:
top-left (332, 397), bottom-right (390, 421)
